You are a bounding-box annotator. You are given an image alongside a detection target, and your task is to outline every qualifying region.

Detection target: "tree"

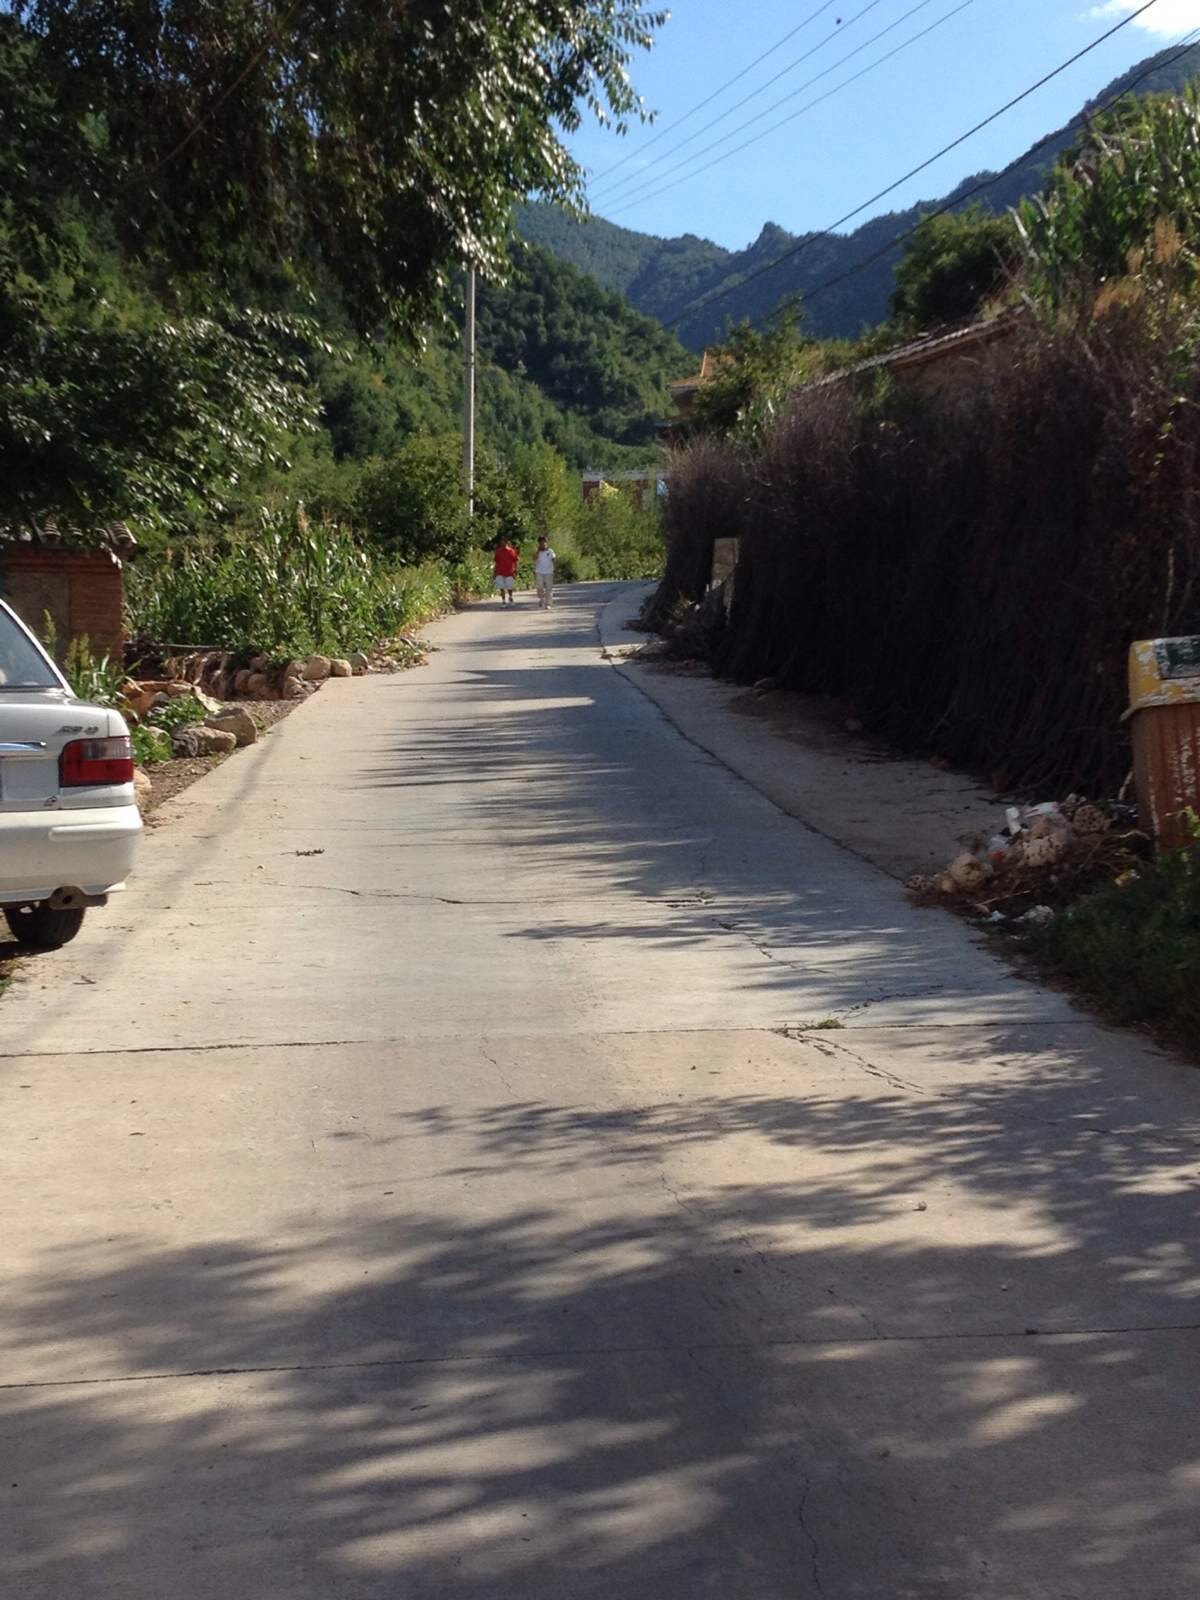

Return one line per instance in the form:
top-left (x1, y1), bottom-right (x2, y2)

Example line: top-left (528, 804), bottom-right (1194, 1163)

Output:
top-left (13, 0), bottom-right (666, 333)
top-left (2, 3), bottom-right (665, 529)
top-left (687, 306), bottom-right (850, 441)
top-left (890, 206), bottom-right (1019, 331)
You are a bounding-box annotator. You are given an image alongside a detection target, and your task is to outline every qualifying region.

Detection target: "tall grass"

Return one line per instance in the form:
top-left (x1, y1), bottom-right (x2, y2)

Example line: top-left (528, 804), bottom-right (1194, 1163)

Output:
top-left (127, 507), bottom-right (490, 655)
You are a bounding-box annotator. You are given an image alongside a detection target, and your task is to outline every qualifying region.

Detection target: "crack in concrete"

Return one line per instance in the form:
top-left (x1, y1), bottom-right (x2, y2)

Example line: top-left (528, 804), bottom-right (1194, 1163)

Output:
top-left (479, 1044), bottom-right (519, 1099)
top-left (0, 1018), bottom-right (1092, 1062)
top-left (777, 1028), bottom-right (930, 1096)
top-left (797, 1475), bottom-right (824, 1596)
top-left (5, 1318), bottom-right (1199, 1393)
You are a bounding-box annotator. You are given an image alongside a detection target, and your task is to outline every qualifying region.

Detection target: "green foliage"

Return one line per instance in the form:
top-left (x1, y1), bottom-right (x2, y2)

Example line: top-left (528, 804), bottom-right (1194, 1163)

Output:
top-left (890, 206), bottom-right (1019, 331)
top-left (576, 493), bottom-right (665, 579)
top-left (476, 242), bottom-right (692, 449)
top-left (61, 636), bottom-right (126, 706)
top-left (131, 724), bottom-right (171, 767)
top-left (1033, 823), bottom-right (1200, 1053)
top-left (358, 437), bottom-right (474, 566)
top-left (1016, 87), bottom-right (1200, 315)
top-left (509, 442), bottom-right (584, 540)
top-left (0, 22), bottom-right (318, 530)
top-left (2, 9), bottom-right (672, 532)
top-left (145, 695), bottom-right (209, 734)
top-left (14, 1), bottom-right (665, 335)
top-left (129, 496), bottom-right (505, 652)
top-left (126, 507), bottom-right (493, 658)
top-left (688, 309), bottom-right (855, 441)
top-left (2, 298), bottom-right (318, 532)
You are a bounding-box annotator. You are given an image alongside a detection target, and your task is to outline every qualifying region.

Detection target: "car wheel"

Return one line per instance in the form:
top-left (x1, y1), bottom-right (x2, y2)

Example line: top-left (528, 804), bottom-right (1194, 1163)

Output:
top-left (4, 904), bottom-right (86, 949)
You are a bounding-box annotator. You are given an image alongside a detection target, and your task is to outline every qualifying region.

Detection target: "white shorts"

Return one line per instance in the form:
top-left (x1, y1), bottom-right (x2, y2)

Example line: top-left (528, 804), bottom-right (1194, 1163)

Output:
top-left (493, 575), bottom-right (514, 591)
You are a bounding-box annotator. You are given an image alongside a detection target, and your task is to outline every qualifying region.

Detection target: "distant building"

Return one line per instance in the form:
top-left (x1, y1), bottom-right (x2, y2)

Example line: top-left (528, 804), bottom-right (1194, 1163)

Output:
top-left (798, 313), bottom-right (1021, 402)
top-left (0, 522), bottom-right (136, 664)
top-left (661, 350), bottom-right (725, 439)
top-left (581, 468), bottom-right (668, 508)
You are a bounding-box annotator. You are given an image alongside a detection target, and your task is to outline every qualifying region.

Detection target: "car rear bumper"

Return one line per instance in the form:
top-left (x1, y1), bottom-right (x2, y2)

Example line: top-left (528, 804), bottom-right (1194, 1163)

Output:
top-left (0, 804), bottom-right (142, 903)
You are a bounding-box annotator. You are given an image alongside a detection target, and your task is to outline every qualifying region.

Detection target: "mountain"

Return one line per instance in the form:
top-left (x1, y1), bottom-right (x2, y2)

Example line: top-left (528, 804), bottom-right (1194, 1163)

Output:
top-left (518, 43), bottom-right (1200, 348)
top-left (311, 239), bottom-right (691, 480)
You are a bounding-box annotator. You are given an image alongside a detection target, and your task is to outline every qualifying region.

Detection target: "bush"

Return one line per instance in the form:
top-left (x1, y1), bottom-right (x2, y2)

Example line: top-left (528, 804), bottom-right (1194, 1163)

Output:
top-left (358, 434), bottom-right (472, 565)
top-left (575, 490), bottom-right (665, 580)
top-left (1032, 825), bottom-right (1200, 1053)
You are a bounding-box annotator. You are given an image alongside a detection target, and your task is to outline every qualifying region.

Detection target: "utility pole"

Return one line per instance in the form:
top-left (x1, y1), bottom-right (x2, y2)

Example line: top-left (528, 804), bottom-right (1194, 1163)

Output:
top-left (463, 267), bottom-right (476, 518)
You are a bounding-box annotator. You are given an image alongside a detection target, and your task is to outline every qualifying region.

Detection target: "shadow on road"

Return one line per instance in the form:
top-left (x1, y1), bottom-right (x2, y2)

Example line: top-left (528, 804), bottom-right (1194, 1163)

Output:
top-left (5, 1028), bottom-right (1199, 1596)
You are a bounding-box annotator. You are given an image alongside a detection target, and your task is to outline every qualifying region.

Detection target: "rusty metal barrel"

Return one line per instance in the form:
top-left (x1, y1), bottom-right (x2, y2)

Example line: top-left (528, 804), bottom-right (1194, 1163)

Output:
top-left (1127, 637), bottom-right (1200, 852)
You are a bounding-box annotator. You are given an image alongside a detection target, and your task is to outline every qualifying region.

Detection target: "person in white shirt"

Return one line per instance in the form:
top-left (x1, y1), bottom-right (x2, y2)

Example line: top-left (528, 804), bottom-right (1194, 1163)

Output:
top-left (534, 535), bottom-right (557, 610)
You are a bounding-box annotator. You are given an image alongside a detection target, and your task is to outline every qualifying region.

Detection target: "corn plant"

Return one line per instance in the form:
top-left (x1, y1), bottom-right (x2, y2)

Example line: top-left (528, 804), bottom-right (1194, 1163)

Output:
top-left (126, 505), bottom-right (491, 656)
top-left (1016, 86), bottom-right (1200, 317)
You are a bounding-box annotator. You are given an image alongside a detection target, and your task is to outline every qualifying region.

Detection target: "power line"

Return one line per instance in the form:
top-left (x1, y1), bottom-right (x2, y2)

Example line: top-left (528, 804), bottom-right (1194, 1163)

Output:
top-left (589, 1), bottom-right (842, 187)
top-left (664, 0), bottom-right (1169, 335)
top-left (590, 0), bottom-right (890, 203)
top-left (606, 0), bottom-right (978, 219)
top-left (800, 27), bottom-right (1200, 312)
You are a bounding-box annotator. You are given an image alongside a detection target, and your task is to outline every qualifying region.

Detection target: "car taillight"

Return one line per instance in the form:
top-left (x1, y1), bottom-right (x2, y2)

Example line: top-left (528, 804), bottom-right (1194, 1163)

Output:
top-left (60, 736), bottom-right (134, 788)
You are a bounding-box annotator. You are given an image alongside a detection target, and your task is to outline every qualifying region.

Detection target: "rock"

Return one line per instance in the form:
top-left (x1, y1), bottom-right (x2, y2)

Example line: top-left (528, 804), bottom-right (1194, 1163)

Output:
top-left (132, 767), bottom-right (153, 809)
top-left (329, 658), bottom-right (352, 678)
top-left (245, 672), bottom-right (272, 698)
top-left (302, 654), bottom-right (331, 682)
top-left (172, 724), bottom-right (237, 758)
top-left (187, 684), bottom-right (225, 716)
top-left (152, 691), bottom-right (171, 710)
top-left (348, 652), bottom-right (370, 675)
top-left (206, 708), bottom-right (258, 747)
top-left (752, 676), bottom-right (780, 697)
top-left (166, 680), bottom-right (194, 697)
top-left (283, 678), bottom-right (308, 700)
top-left (121, 681), bottom-right (160, 718)
top-left (233, 669), bottom-right (254, 695)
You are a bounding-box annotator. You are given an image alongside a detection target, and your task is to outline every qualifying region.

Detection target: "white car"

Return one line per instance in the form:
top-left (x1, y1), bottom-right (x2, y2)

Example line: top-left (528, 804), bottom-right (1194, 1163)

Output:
top-left (0, 598), bottom-right (141, 948)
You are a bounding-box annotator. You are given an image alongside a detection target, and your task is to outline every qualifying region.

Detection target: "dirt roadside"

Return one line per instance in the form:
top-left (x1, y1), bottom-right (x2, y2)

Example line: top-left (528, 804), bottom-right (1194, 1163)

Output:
top-left (599, 586), bottom-right (1005, 884)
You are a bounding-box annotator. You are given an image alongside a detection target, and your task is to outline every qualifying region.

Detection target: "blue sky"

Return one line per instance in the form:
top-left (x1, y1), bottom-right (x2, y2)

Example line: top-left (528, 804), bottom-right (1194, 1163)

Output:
top-left (567, 0), bottom-right (1200, 248)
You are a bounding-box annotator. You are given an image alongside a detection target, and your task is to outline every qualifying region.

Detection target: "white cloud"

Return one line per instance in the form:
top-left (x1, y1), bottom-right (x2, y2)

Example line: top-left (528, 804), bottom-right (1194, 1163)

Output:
top-left (1089, 0), bottom-right (1200, 37)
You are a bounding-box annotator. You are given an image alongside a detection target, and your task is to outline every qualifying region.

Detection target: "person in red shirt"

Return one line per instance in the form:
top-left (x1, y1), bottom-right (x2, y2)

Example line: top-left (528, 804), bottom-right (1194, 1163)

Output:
top-left (493, 538), bottom-right (519, 604)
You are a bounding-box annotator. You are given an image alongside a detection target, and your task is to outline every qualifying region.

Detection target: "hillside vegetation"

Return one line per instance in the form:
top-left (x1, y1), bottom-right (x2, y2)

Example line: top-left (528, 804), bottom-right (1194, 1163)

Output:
top-left (521, 42), bottom-right (1200, 346)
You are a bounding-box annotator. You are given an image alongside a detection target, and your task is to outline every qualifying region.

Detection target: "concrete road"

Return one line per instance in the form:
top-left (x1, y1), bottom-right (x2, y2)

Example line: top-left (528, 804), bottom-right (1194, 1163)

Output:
top-left (2, 583), bottom-right (1198, 1598)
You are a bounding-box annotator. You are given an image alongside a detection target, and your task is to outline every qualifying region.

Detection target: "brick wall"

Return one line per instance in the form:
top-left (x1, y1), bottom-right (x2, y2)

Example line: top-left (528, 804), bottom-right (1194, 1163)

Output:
top-left (1, 548), bottom-right (126, 664)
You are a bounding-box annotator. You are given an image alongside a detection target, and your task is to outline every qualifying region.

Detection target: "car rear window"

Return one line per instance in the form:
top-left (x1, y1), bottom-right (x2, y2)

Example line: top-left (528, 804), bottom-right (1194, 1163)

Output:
top-left (0, 608), bottom-right (62, 689)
